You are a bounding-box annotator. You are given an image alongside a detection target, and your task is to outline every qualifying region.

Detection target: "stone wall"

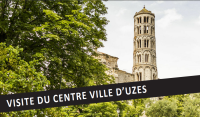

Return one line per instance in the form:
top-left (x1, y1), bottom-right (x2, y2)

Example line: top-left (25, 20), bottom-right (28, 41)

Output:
top-left (96, 51), bottom-right (135, 84)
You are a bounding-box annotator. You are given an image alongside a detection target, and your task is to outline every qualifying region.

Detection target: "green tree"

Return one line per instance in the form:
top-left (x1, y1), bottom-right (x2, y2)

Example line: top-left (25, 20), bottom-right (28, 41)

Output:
top-left (0, 0), bottom-right (112, 90)
top-left (0, 42), bottom-right (49, 95)
top-left (181, 93), bottom-right (200, 117)
top-left (0, 43), bottom-right (50, 116)
top-left (165, 94), bottom-right (188, 116)
top-left (145, 97), bottom-right (178, 117)
top-left (82, 102), bottom-right (118, 117)
top-left (0, 0), bottom-right (115, 116)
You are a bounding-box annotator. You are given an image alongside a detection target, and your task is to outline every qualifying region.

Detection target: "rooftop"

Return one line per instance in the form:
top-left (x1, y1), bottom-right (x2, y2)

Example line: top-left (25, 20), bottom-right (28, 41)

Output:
top-left (134, 5), bottom-right (155, 17)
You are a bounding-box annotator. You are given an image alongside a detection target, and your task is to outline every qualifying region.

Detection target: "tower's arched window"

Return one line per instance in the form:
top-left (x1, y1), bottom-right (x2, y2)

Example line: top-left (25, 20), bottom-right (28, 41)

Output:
top-left (139, 72), bottom-right (142, 81)
top-left (137, 73), bottom-right (140, 81)
top-left (151, 27), bottom-right (153, 35)
top-left (145, 54), bottom-right (147, 62)
top-left (147, 40), bottom-right (149, 48)
top-left (145, 54), bottom-right (149, 62)
top-left (140, 39), bottom-right (141, 48)
top-left (138, 54), bottom-right (141, 63)
top-left (144, 17), bottom-right (146, 23)
top-left (153, 74), bottom-right (156, 80)
top-left (144, 39), bottom-right (146, 47)
top-left (144, 26), bottom-right (146, 33)
top-left (137, 55), bottom-right (141, 63)
top-left (137, 40), bottom-right (139, 48)
top-left (140, 17), bottom-right (141, 23)
top-left (147, 26), bottom-right (149, 33)
top-left (138, 18), bottom-right (139, 24)
top-left (147, 17), bottom-right (149, 23)
top-left (138, 27), bottom-right (139, 34)
top-left (151, 18), bottom-right (153, 24)
top-left (140, 26), bottom-right (141, 34)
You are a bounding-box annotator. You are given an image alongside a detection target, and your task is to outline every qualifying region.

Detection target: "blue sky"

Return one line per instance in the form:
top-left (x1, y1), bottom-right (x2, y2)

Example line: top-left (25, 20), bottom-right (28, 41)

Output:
top-left (98, 1), bottom-right (200, 79)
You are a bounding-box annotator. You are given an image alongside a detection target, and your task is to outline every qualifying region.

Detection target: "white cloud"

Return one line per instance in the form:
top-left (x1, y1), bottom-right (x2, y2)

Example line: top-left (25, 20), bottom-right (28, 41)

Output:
top-left (156, 9), bottom-right (182, 28)
top-left (196, 15), bottom-right (200, 25)
top-left (119, 25), bottom-right (133, 34)
top-left (116, 8), bottom-right (127, 17)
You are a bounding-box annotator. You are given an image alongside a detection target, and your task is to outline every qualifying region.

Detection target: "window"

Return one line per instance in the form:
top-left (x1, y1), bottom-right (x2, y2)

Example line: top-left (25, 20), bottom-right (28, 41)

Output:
top-left (138, 27), bottom-right (139, 34)
top-left (147, 26), bottom-right (148, 33)
top-left (138, 54), bottom-right (141, 62)
top-left (140, 40), bottom-right (141, 48)
top-left (144, 40), bottom-right (149, 48)
top-left (144, 26), bottom-right (146, 33)
top-left (138, 18), bottom-right (139, 23)
top-left (147, 17), bottom-right (149, 23)
top-left (145, 54), bottom-right (149, 62)
top-left (139, 72), bottom-right (142, 81)
top-left (153, 74), bottom-right (156, 80)
top-left (144, 17), bottom-right (146, 23)
top-left (140, 26), bottom-right (141, 34)
top-left (140, 17), bottom-right (141, 23)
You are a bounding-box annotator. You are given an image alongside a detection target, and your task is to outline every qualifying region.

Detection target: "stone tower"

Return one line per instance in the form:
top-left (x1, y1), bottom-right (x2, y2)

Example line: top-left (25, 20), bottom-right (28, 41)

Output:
top-left (132, 6), bottom-right (158, 81)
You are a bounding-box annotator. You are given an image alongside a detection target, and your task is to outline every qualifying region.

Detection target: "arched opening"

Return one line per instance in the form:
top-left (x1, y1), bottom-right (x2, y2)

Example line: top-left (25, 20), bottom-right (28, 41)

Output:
top-left (144, 39), bottom-right (146, 47)
top-left (140, 17), bottom-right (141, 23)
top-left (140, 26), bottom-right (141, 34)
top-left (137, 73), bottom-right (140, 81)
top-left (144, 17), bottom-right (146, 23)
top-left (145, 54), bottom-right (149, 62)
top-left (140, 39), bottom-right (141, 48)
top-left (147, 40), bottom-right (149, 48)
top-left (151, 27), bottom-right (153, 35)
top-left (153, 74), bottom-right (156, 80)
top-left (145, 54), bottom-right (147, 62)
top-left (147, 26), bottom-right (148, 33)
top-left (138, 18), bottom-right (139, 24)
top-left (147, 17), bottom-right (149, 23)
top-left (140, 72), bottom-right (142, 81)
top-left (144, 26), bottom-right (146, 33)
top-left (138, 27), bottom-right (139, 34)
top-left (137, 40), bottom-right (139, 48)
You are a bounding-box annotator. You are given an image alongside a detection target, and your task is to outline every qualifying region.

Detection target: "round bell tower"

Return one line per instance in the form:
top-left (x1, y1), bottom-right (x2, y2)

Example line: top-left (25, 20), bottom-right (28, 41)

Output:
top-left (132, 6), bottom-right (158, 81)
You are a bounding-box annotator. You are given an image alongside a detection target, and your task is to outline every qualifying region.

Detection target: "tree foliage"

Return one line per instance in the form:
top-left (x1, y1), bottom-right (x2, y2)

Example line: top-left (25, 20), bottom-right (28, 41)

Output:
top-left (145, 97), bottom-right (178, 117)
top-left (0, 0), bottom-right (112, 90)
top-left (181, 93), bottom-right (200, 117)
top-left (0, 0), bottom-right (116, 116)
top-left (0, 43), bottom-right (49, 95)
